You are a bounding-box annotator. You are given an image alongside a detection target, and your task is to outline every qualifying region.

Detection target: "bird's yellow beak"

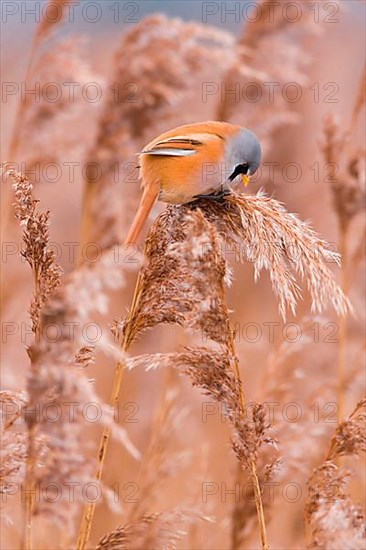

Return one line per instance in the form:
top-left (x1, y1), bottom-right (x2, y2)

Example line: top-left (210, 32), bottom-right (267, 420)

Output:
top-left (242, 174), bottom-right (251, 187)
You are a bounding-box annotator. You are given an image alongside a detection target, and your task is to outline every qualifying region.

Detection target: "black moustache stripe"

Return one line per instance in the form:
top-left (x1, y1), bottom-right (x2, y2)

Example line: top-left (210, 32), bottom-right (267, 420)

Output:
top-left (229, 164), bottom-right (249, 182)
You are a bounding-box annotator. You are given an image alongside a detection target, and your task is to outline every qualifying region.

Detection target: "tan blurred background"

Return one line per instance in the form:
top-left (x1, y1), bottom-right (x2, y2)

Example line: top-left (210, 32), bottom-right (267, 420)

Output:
top-left (1, 1), bottom-right (365, 549)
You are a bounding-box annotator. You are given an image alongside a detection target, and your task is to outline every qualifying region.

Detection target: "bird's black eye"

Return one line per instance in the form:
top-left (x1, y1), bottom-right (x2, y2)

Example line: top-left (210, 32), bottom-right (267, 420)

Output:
top-left (229, 163), bottom-right (249, 182)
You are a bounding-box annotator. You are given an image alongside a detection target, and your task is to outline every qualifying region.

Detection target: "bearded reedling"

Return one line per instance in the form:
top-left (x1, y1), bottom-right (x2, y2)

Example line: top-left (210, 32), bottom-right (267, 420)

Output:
top-left (125, 121), bottom-right (261, 245)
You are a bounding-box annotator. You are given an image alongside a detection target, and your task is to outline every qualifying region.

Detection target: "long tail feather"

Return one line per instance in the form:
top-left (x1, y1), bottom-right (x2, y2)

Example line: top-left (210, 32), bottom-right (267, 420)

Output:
top-left (124, 184), bottom-right (159, 245)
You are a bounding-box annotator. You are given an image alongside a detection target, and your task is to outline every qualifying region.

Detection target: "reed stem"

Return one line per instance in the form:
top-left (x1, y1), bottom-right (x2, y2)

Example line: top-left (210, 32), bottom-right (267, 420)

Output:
top-left (228, 326), bottom-right (269, 549)
top-left (22, 267), bottom-right (42, 550)
top-left (337, 225), bottom-right (349, 422)
top-left (77, 179), bottom-right (98, 267)
top-left (76, 271), bottom-right (143, 550)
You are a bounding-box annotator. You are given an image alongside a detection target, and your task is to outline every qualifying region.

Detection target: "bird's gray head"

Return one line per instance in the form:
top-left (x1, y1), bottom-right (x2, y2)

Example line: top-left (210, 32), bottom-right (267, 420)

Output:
top-left (225, 128), bottom-right (261, 187)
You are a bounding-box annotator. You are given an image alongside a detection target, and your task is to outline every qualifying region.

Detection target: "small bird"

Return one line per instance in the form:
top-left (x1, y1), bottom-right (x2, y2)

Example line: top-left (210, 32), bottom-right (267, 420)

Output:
top-left (124, 121), bottom-right (261, 245)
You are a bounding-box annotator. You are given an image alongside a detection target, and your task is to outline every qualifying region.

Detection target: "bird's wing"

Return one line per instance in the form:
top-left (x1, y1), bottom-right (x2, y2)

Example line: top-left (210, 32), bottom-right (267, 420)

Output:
top-left (140, 133), bottom-right (220, 157)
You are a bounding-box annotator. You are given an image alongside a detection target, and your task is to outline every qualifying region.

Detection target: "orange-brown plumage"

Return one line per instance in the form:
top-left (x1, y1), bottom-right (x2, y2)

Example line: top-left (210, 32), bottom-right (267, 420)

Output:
top-left (124, 121), bottom-right (261, 245)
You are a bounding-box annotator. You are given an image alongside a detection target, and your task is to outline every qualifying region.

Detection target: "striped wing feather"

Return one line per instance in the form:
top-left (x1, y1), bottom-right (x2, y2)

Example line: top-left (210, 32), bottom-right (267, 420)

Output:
top-left (141, 133), bottom-right (220, 157)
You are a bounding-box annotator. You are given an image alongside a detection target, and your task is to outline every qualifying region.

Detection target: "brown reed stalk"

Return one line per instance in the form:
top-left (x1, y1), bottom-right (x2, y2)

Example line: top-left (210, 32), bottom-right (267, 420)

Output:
top-left (337, 228), bottom-right (349, 423)
top-left (227, 320), bottom-right (270, 549)
top-left (350, 66), bottom-right (366, 132)
top-left (323, 123), bottom-right (350, 424)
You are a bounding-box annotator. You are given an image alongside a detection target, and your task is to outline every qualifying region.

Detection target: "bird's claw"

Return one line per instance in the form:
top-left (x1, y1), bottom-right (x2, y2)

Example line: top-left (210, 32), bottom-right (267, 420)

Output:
top-left (193, 189), bottom-right (232, 202)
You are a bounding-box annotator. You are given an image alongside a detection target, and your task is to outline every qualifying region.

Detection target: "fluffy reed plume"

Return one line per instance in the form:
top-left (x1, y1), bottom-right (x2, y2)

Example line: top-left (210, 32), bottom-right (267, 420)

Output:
top-left (322, 72), bottom-right (366, 420)
top-left (246, 317), bottom-right (346, 544)
top-left (8, 168), bottom-right (60, 548)
top-left (34, 273), bottom-right (141, 545)
top-left (2, 0), bottom-right (81, 235)
top-left (6, 0), bottom-right (71, 161)
top-left (305, 399), bottom-right (366, 549)
top-left (96, 509), bottom-right (208, 550)
top-left (129, 348), bottom-right (275, 471)
top-left (104, 15), bottom-right (233, 145)
top-left (217, 0), bottom-right (331, 146)
top-left (2, 38), bottom-right (96, 255)
top-left (79, 14), bottom-right (234, 253)
top-left (128, 349), bottom-right (278, 549)
top-left (10, 171), bottom-right (142, 471)
top-left (116, 209), bottom-right (231, 347)
top-left (25, 343), bottom-right (95, 530)
top-left (37, 242), bottom-right (142, 459)
top-left (119, 193), bottom-right (349, 337)
top-left (10, 170), bottom-right (62, 336)
top-left (17, 37), bottom-right (98, 168)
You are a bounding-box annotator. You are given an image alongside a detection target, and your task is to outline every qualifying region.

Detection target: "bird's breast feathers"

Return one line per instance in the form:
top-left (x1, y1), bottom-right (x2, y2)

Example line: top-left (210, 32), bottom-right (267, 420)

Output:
top-left (139, 122), bottom-right (240, 203)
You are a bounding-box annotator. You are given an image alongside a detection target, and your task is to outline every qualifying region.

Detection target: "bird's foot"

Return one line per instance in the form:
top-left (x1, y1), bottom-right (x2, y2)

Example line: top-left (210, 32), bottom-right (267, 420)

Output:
top-left (193, 188), bottom-right (232, 202)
